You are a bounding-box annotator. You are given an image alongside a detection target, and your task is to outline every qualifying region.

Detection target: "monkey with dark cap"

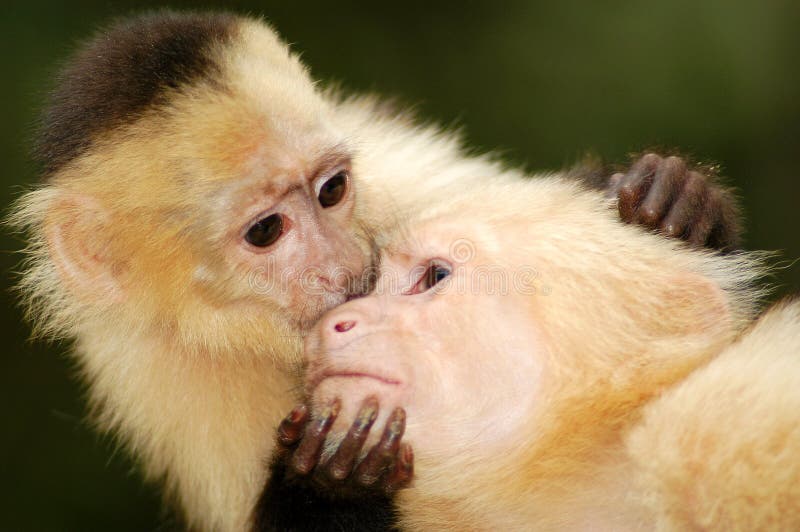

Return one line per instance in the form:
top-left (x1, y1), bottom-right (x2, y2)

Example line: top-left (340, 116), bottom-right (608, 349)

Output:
top-left (10, 10), bottom-right (744, 531)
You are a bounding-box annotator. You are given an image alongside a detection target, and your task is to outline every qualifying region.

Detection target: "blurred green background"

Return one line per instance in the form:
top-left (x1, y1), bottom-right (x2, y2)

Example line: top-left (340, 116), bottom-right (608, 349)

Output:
top-left (3, 1), bottom-right (799, 529)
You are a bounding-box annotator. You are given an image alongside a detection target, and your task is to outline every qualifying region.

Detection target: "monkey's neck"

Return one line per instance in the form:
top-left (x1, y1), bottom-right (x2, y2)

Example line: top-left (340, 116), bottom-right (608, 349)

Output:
top-left (402, 438), bottom-right (652, 531)
top-left (500, 441), bottom-right (653, 531)
top-left (546, 446), bottom-right (652, 531)
top-left (76, 330), bottom-right (298, 531)
top-left (508, 438), bottom-right (658, 530)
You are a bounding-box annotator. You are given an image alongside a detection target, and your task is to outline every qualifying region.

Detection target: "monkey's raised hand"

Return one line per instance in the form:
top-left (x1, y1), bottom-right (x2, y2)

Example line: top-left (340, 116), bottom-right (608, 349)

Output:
top-left (609, 154), bottom-right (742, 251)
top-left (252, 398), bottom-right (413, 531)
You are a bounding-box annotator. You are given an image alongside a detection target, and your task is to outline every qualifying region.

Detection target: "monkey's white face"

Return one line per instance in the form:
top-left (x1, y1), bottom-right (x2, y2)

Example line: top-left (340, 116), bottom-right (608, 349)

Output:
top-left (305, 220), bottom-right (543, 456)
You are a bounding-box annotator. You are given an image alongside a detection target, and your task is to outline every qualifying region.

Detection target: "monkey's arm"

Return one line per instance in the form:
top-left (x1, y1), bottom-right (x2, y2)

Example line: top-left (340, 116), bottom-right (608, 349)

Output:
top-left (570, 153), bottom-right (742, 251)
top-left (252, 400), bottom-right (413, 532)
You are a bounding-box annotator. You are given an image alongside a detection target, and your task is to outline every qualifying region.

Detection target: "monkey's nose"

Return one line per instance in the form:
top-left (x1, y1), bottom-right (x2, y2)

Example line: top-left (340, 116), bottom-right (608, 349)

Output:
top-left (334, 320), bottom-right (356, 333)
top-left (319, 305), bottom-right (369, 346)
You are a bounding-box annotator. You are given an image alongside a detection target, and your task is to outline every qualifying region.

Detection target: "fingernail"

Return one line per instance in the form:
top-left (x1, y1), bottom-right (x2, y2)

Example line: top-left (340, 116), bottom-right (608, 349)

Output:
top-left (387, 409), bottom-right (406, 438)
top-left (330, 465), bottom-right (348, 480)
top-left (356, 408), bottom-right (378, 431)
top-left (363, 395), bottom-right (379, 409)
top-left (317, 399), bottom-right (341, 427)
top-left (387, 422), bottom-right (403, 443)
top-left (358, 472), bottom-right (379, 486)
top-left (391, 407), bottom-right (406, 424)
top-left (403, 445), bottom-right (414, 463)
top-left (356, 403), bottom-right (378, 429)
top-left (403, 445), bottom-right (414, 468)
top-left (292, 456), bottom-right (312, 475)
top-left (287, 404), bottom-right (307, 423)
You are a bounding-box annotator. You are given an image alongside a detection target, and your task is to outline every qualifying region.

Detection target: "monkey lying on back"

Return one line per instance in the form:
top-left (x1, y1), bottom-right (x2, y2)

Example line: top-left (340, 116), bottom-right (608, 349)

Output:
top-left (10, 10), bottom-right (746, 531)
top-left (272, 175), bottom-right (799, 530)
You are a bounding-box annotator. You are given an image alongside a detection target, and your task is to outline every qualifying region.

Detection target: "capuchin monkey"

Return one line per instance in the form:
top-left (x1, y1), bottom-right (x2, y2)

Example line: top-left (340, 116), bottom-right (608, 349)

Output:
top-left (272, 175), bottom-right (798, 530)
top-left (9, 10), bottom-right (745, 531)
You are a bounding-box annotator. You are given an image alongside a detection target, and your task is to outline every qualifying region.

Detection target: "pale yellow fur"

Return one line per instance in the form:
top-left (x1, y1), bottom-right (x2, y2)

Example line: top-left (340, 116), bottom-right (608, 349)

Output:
top-left (8, 15), bottom-right (518, 532)
top-left (627, 299), bottom-right (800, 531)
top-left (13, 13), bottom-right (792, 531)
top-left (359, 177), bottom-right (794, 531)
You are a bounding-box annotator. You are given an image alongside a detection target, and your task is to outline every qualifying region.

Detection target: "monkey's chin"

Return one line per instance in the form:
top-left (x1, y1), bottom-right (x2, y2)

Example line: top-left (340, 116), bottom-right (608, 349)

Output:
top-left (311, 375), bottom-right (409, 437)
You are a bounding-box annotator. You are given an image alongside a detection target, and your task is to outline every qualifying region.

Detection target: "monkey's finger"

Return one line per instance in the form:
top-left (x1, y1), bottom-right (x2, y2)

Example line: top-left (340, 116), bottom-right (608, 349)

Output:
top-left (325, 397), bottom-right (379, 481)
top-left (354, 407), bottom-right (406, 487)
top-left (636, 156), bottom-right (687, 227)
top-left (617, 153), bottom-right (661, 222)
top-left (277, 404), bottom-right (310, 448)
top-left (606, 172), bottom-right (625, 199)
top-left (687, 194), bottom-right (718, 247)
top-left (660, 171), bottom-right (707, 239)
top-left (290, 399), bottom-right (341, 475)
top-left (706, 187), bottom-right (742, 251)
top-left (382, 443), bottom-right (414, 494)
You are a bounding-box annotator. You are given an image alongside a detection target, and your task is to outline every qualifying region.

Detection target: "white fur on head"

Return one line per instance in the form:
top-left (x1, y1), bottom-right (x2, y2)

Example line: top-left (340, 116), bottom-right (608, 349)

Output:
top-left (389, 175), bottom-right (770, 530)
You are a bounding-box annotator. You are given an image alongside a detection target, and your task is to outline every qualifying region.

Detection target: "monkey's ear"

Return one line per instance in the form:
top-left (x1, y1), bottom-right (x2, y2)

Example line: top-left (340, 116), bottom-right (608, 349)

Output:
top-left (45, 195), bottom-right (123, 303)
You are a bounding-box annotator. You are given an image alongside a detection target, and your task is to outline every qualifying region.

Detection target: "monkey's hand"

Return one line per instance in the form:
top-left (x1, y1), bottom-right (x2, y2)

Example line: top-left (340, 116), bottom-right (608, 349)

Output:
top-left (252, 398), bottom-right (413, 532)
top-left (609, 153), bottom-right (742, 251)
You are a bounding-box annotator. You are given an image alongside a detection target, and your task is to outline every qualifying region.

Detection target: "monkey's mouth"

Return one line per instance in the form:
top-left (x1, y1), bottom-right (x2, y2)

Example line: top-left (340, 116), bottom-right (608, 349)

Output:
top-left (308, 370), bottom-right (401, 392)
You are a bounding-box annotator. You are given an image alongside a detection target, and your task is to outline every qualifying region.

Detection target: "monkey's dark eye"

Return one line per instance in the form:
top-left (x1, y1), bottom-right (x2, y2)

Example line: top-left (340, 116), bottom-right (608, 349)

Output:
top-left (417, 261), bottom-right (452, 293)
top-left (317, 171), bottom-right (348, 208)
top-left (245, 214), bottom-right (284, 248)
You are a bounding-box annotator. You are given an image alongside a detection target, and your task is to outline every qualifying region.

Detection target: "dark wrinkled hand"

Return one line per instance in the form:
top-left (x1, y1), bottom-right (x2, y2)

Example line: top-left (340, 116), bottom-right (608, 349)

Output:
top-left (608, 153), bottom-right (741, 250)
top-left (275, 398), bottom-right (413, 498)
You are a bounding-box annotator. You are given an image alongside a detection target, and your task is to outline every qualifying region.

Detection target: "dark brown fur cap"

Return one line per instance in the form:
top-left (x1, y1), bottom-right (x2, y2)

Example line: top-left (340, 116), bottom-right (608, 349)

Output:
top-left (35, 10), bottom-right (238, 176)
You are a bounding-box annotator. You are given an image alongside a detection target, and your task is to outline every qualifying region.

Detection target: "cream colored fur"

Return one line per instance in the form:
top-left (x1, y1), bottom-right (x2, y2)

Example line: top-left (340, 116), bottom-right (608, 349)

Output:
top-left (350, 177), bottom-right (793, 531)
top-left (627, 298), bottom-right (800, 531)
top-left (12, 13), bottom-right (792, 531)
top-left (8, 15), bottom-right (517, 532)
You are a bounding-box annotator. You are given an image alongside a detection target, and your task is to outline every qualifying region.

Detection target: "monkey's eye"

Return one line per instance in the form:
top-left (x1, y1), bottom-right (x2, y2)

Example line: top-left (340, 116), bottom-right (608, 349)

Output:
top-left (245, 214), bottom-right (284, 248)
top-left (409, 260), bottom-right (452, 294)
top-left (317, 171), bottom-right (348, 208)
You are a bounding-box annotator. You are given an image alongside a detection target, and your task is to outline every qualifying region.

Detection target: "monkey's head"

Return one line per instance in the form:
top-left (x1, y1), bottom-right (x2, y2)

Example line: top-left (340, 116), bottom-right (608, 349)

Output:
top-left (11, 11), bottom-right (374, 362)
top-left (305, 176), bottom-right (765, 495)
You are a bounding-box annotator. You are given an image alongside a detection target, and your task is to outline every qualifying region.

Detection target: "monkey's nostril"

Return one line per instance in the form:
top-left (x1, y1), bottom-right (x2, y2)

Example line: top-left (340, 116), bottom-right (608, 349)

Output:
top-left (334, 320), bottom-right (356, 333)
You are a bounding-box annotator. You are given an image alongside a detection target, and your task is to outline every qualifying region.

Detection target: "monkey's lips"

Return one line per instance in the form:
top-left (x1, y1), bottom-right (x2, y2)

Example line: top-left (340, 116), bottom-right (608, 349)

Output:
top-left (307, 369), bottom-right (401, 393)
top-left (304, 329), bottom-right (404, 393)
